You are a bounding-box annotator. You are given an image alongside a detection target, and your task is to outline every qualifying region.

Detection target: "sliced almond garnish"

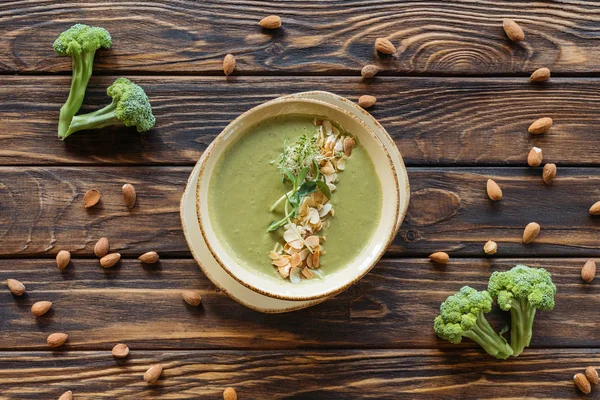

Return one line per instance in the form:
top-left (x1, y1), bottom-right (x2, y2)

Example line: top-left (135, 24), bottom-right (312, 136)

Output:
top-left (313, 251), bottom-right (321, 268)
top-left (278, 264), bottom-right (291, 278)
top-left (283, 229), bottom-right (300, 243)
top-left (290, 252), bottom-right (302, 268)
top-left (343, 137), bottom-right (355, 157)
top-left (299, 248), bottom-right (310, 261)
top-left (306, 253), bottom-right (314, 268)
top-left (319, 203), bottom-right (332, 217)
top-left (289, 239), bottom-right (304, 249)
top-left (302, 268), bottom-right (314, 279)
top-left (336, 158), bottom-right (345, 171)
top-left (272, 256), bottom-right (291, 267)
top-left (334, 138), bottom-right (344, 152)
top-left (320, 161), bottom-right (335, 175)
top-left (327, 183), bottom-right (336, 192)
top-left (305, 235), bottom-right (320, 248)
top-left (268, 251), bottom-right (280, 260)
top-left (290, 267), bottom-right (302, 283)
top-left (313, 192), bottom-right (327, 204)
top-left (308, 208), bottom-right (320, 224)
top-left (323, 120), bottom-right (333, 136)
top-left (325, 173), bottom-right (338, 184)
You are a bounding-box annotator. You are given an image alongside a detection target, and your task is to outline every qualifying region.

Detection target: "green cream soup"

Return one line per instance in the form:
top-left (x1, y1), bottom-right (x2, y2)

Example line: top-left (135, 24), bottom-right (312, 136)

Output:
top-left (208, 115), bottom-right (382, 279)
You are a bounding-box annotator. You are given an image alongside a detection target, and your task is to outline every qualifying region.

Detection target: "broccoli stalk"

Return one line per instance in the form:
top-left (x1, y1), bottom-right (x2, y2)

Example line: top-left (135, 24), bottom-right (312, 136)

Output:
top-left (488, 265), bottom-right (556, 356)
top-left (53, 24), bottom-right (112, 139)
top-left (63, 77), bottom-right (155, 139)
top-left (434, 286), bottom-right (513, 359)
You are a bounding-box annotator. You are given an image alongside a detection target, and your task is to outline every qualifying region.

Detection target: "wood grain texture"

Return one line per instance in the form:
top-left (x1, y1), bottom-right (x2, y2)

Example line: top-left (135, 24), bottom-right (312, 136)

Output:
top-left (2, 75), bottom-right (600, 166)
top-left (2, 1), bottom-right (600, 75)
top-left (0, 258), bottom-right (596, 350)
top-left (0, 349), bottom-right (597, 399)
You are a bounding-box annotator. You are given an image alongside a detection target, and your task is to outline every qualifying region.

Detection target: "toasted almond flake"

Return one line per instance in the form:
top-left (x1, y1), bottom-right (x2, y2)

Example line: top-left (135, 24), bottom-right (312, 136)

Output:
top-left (327, 183), bottom-right (336, 192)
top-left (313, 192), bottom-right (327, 205)
top-left (313, 251), bottom-right (321, 268)
top-left (306, 253), bottom-right (314, 268)
top-left (302, 268), bottom-right (314, 279)
top-left (290, 267), bottom-right (302, 283)
top-left (289, 239), bottom-right (304, 249)
top-left (268, 251), bottom-right (280, 260)
top-left (343, 137), bottom-right (355, 157)
top-left (272, 256), bottom-right (291, 267)
top-left (278, 264), bottom-right (291, 278)
top-left (308, 208), bottom-right (320, 224)
top-left (290, 252), bottom-right (302, 268)
top-left (299, 248), bottom-right (310, 261)
top-left (320, 161), bottom-right (335, 175)
top-left (334, 138), bottom-right (344, 152)
top-left (325, 173), bottom-right (338, 184)
top-left (283, 229), bottom-right (300, 243)
top-left (319, 203), bottom-right (332, 217)
top-left (336, 158), bottom-right (345, 171)
top-left (323, 120), bottom-right (333, 136)
top-left (305, 236), bottom-right (320, 248)
top-left (283, 243), bottom-right (293, 254)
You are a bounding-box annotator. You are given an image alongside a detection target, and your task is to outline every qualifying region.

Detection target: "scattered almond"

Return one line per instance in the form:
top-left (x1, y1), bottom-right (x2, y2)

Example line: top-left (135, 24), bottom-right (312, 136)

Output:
top-left (581, 259), bottom-right (596, 283)
top-left (112, 343), bottom-right (130, 358)
top-left (94, 237), bottom-right (109, 258)
top-left (528, 117), bottom-right (553, 135)
top-left (522, 222), bottom-right (541, 244)
top-left (182, 290), bottom-right (202, 306)
top-left (586, 366), bottom-right (599, 385)
top-left (542, 163), bottom-right (557, 184)
top-left (530, 67), bottom-right (550, 82)
top-left (259, 15), bottom-right (281, 29)
top-left (223, 387), bottom-right (238, 400)
top-left (47, 332), bottom-right (68, 348)
top-left (429, 252), bottom-right (449, 264)
top-left (122, 184), bottom-right (136, 209)
top-left (358, 95), bottom-right (377, 109)
top-left (83, 189), bottom-right (101, 208)
top-left (503, 18), bottom-right (524, 42)
top-left (343, 137), bottom-right (355, 157)
top-left (223, 54), bottom-right (236, 76)
top-left (143, 364), bottom-right (163, 383)
top-left (374, 38), bottom-right (396, 55)
top-left (7, 278), bottom-right (26, 296)
top-left (574, 373), bottom-right (591, 394)
top-left (484, 241), bottom-right (498, 255)
top-left (31, 301), bottom-right (52, 317)
top-left (527, 147), bottom-right (543, 167)
top-left (361, 64), bottom-right (380, 79)
top-left (58, 391), bottom-right (73, 400)
top-left (486, 179), bottom-right (502, 201)
top-left (590, 201), bottom-right (600, 215)
top-left (56, 250), bottom-right (71, 270)
top-left (100, 253), bottom-right (121, 268)
top-left (139, 251), bottom-right (159, 264)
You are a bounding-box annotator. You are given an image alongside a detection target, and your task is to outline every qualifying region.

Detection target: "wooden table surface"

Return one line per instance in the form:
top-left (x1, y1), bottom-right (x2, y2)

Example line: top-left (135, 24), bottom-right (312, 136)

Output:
top-left (1, 1), bottom-right (599, 398)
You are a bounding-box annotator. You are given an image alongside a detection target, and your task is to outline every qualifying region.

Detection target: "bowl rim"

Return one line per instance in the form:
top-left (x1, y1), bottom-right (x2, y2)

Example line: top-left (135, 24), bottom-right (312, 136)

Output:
top-left (196, 96), bottom-right (401, 301)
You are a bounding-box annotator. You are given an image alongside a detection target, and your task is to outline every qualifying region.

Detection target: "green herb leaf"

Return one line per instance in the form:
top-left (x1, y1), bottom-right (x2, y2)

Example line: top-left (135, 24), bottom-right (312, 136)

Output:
top-left (297, 180), bottom-right (317, 197)
top-left (282, 168), bottom-right (296, 186)
top-left (296, 166), bottom-right (310, 190)
top-left (316, 179), bottom-right (332, 199)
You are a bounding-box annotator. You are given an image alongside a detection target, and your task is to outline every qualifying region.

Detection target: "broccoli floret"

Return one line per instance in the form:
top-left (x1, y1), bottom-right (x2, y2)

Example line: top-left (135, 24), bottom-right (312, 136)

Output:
top-left (54, 24), bottom-right (112, 139)
top-left (434, 286), bottom-right (513, 359)
top-left (63, 78), bottom-right (155, 139)
top-left (488, 265), bottom-right (556, 356)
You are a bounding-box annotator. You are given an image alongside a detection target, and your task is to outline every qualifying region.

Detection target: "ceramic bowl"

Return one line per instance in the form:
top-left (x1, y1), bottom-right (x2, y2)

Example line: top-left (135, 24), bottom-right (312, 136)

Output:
top-left (196, 97), bottom-right (403, 301)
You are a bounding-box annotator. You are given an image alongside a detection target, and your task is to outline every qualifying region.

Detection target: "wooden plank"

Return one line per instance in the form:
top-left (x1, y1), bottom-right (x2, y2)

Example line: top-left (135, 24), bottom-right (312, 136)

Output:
top-left (0, 258), bottom-right (595, 350)
top-left (1, 166), bottom-right (600, 257)
top-left (2, 1), bottom-right (600, 75)
top-left (0, 349), bottom-right (597, 398)
top-left (2, 75), bottom-right (600, 166)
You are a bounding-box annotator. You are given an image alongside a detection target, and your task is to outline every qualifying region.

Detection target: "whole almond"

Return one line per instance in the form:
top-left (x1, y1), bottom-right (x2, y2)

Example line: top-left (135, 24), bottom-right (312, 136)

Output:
top-left (375, 38), bottom-right (396, 55)
top-left (581, 259), bottom-right (596, 283)
top-left (259, 15), bottom-right (281, 29)
top-left (530, 67), bottom-right (550, 82)
top-left (586, 366), bottom-right (599, 385)
top-left (56, 250), bottom-right (71, 270)
top-left (528, 117), bottom-right (553, 134)
top-left (484, 240), bottom-right (498, 255)
top-left (94, 237), bottom-right (109, 258)
top-left (223, 387), bottom-right (238, 400)
top-left (486, 179), bottom-right (502, 201)
top-left (139, 251), bottom-right (159, 264)
top-left (182, 290), bottom-right (202, 306)
top-left (83, 189), bottom-right (101, 208)
top-left (223, 54), bottom-right (236, 76)
top-left (542, 163), bottom-right (557, 184)
top-left (143, 364), bottom-right (163, 383)
top-left (429, 252), bottom-right (449, 264)
top-left (523, 222), bottom-right (540, 244)
top-left (122, 184), bottom-right (136, 209)
top-left (7, 278), bottom-right (26, 296)
top-left (361, 64), bottom-right (380, 79)
top-left (47, 332), bottom-right (68, 348)
top-left (503, 18), bottom-right (524, 42)
top-left (527, 147), bottom-right (543, 167)
top-left (100, 253), bottom-right (121, 269)
top-left (31, 301), bottom-right (52, 317)
top-left (112, 343), bottom-right (130, 358)
top-left (58, 391), bottom-right (73, 400)
top-left (358, 95), bottom-right (377, 109)
top-left (590, 201), bottom-right (600, 215)
top-left (574, 373), bottom-right (591, 394)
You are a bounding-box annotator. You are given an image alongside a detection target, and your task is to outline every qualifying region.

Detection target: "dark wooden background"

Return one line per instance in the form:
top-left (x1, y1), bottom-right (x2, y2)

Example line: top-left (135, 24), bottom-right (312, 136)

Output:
top-left (1, 1), bottom-right (599, 398)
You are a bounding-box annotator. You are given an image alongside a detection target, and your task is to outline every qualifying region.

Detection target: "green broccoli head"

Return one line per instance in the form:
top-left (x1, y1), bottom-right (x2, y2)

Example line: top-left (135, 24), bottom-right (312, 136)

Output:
top-left (107, 78), bottom-right (156, 132)
top-left (53, 24), bottom-right (112, 56)
top-left (488, 265), bottom-right (556, 312)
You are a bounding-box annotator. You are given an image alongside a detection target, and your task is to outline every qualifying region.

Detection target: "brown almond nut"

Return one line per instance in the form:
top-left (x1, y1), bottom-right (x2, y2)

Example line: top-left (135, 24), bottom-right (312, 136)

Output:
top-left (223, 54), bottom-right (236, 76)
top-left (527, 147), bottom-right (543, 167)
top-left (574, 373), bottom-right (592, 394)
top-left (503, 18), bottom-right (524, 42)
top-left (259, 15), bottom-right (281, 29)
top-left (343, 137), bottom-right (355, 157)
top-left (31, 301), bottom-right (52, 317)
top-left (522, 222), bottom-right (541, 244)
top-left (83, 189), bottom-right (101, 208)
top-left (530, 67), bottom-right (550, 82)
top-left (122, 184), bottom-right (137, 209)
top-left (586, 366), bottom-right (599, 385)
top-left (100, 253), bottom-right (121, 269)
top-left (486, 179), bottom-right (502, 201)
top-left (182, 290), bottom-right (202, 306)
top-left (375, 38), bottom-right (396, 55)
top-left (58, 391), bottom-right (73, 400)
top-left (582, 259), bottom-right (596, 283)
top-left (484, 241), bottom-right (498, 255)
top-left (144, 364), bottom-right (163, 383)
top-left (94, 237), bottom-right (109, 258)
top-left (429, 252), bottom-right (449, 264)
top-left (7, 278), bottom-right (25, 296)
top-left (542, 163), bottom-right (557, 184)
top-left (528, 117), bottom-right (553, 134)
top-left (139, 251), bottom-right (159, 264)
top-left (56, 250), bottom-right (71, 270)
top-left (361, 64), bottom-right (380, 79)
top-left (47, 332), bottom-right (68, 348)
top-left (590, 201), bottom-right (600, 215)
top-left (112, 343), bottom-right (130, 358)
top-left (223, 387), bottom-right (238, 400)
top-left (358, 95), bottom-right (377, 109)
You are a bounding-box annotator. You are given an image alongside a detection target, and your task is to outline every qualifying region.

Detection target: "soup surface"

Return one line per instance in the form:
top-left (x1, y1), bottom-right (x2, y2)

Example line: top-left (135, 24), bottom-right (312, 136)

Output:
top-left (208, 115), bottom-right (382, 280)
